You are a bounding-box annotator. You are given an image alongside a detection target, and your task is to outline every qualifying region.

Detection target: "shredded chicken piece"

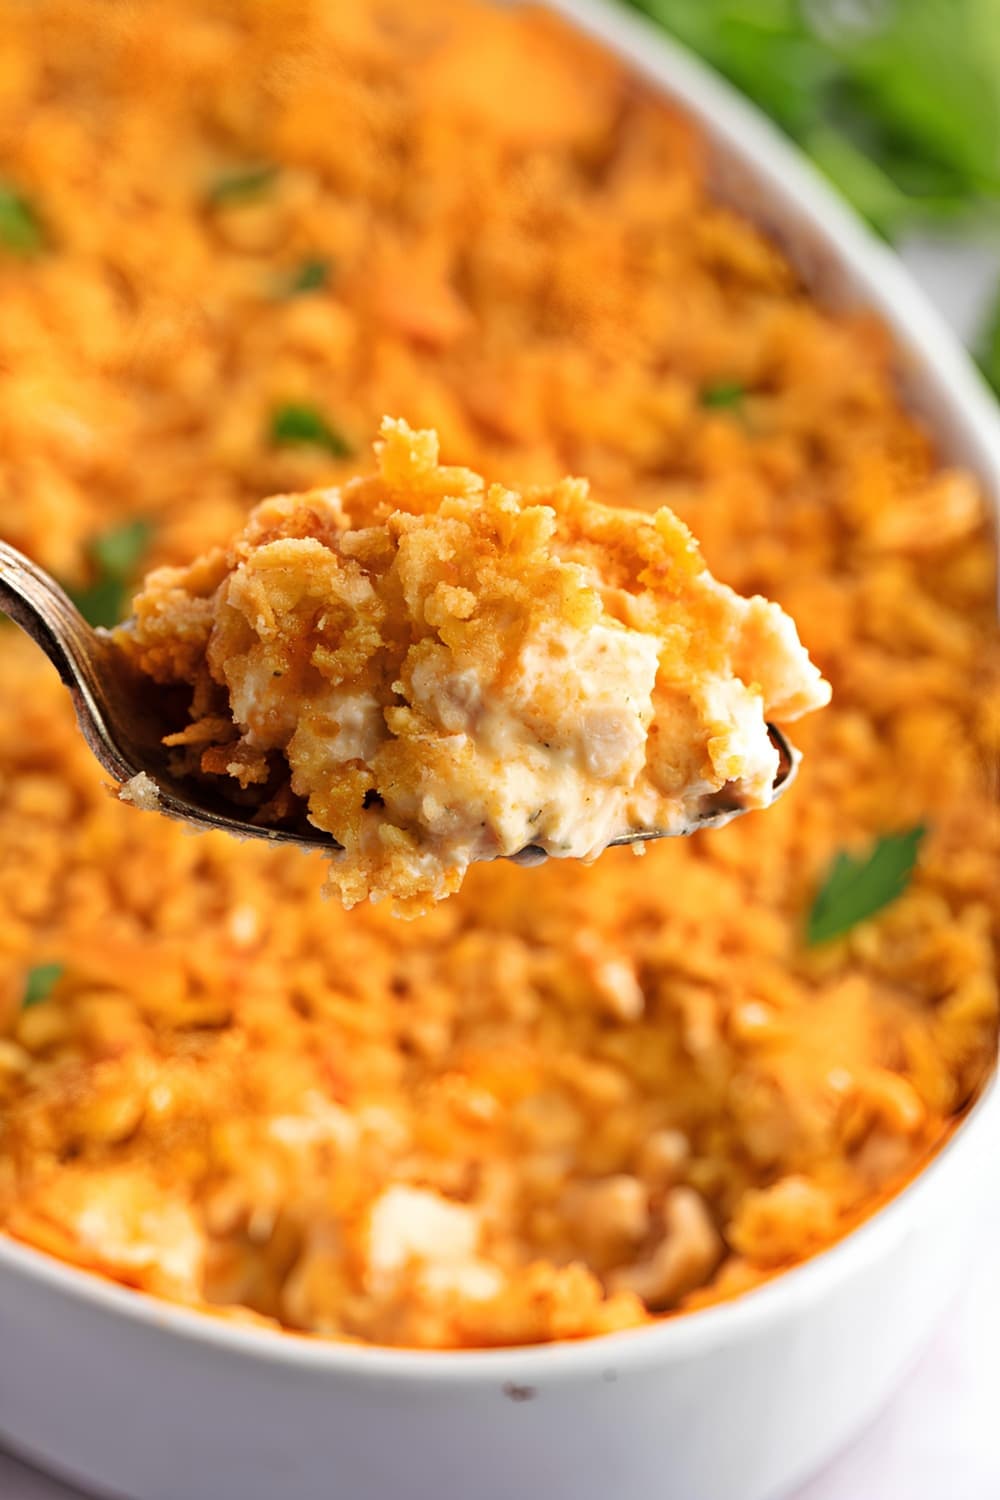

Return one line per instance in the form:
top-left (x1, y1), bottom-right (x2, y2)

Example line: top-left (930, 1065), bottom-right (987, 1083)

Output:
top-left (611, 1186), bottom-right (724, 1309)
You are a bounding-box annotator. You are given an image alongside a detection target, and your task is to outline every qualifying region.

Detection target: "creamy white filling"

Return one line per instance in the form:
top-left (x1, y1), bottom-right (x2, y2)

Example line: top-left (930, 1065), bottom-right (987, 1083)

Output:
top-left (366, 1185), bottom-right (499, 1300)
top-left (734, 594), bottom-right (830, 721)
top-left (226, 582), bottom-right (821, 887)
top-left (695, 675), bottom-right (778, 806)
top-left (227, 668), bottom-right (297, 745)
top-left (448, 619), bottom-right (661, 860)
top-left (408, 660), bottom-right (482, 733)
top-left (320, 691), bottom-right (386, 763)
top-left (267, 1091), bottom-right (359, 1153)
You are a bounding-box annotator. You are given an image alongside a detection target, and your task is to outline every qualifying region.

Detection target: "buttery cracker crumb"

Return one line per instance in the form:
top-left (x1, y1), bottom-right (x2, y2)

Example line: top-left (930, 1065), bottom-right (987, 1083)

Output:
top-left (118, 772), bottom-right (161, 811)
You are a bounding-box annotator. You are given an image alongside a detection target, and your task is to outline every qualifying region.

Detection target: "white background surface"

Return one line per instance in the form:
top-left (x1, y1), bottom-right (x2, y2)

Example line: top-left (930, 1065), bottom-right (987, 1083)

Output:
top-left (2, 1174), bottom-right (999, 1500)
top-left (0, 243), bottom-right (997, 1500)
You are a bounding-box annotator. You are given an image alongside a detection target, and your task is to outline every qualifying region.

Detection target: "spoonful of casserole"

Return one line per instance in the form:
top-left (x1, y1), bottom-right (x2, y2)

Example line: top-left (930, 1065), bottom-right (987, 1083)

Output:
top-left (0, 418), bottom-right (829, 914)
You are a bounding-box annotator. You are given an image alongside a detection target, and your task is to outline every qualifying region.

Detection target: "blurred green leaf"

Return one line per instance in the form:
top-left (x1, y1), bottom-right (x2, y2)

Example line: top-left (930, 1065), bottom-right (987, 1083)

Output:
top-left (841, 0), bottom-right (1000, 193)
top-left (705, 27), bottom-right (831, 138)
top-left (624, 0), bottom-right (1000, 239)
top-left (803, 125), bottom-right (909, 240)
top-left (636, 1), bottom-right (833, 136)
top-left (976, 285), bottom-right (1000, 395)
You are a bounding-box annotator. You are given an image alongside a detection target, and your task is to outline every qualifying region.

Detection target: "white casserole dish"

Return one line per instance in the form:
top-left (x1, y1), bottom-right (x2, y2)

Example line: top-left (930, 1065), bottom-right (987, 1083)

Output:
top-left (1, 3), bottom-right (999, 1498)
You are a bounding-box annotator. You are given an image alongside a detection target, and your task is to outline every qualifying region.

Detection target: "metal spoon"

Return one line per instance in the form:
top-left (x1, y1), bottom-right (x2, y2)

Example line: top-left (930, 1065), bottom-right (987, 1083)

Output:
top-left (0, 539), bottom-right (799, 857)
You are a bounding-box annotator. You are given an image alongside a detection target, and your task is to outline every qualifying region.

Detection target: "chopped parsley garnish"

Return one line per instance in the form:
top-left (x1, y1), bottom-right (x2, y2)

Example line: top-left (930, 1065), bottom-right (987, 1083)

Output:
top-left (208, 164), bottom-right (280, 207)
top-left (90, 518), bottom-right (153, 578)
top-left (68, 518), bottom-right (154, 628)
top-left (270, 402), bottom-right (354, 458)
top-left (700, 380), bottom-right (745, 410)
top-left (284, 256), bottom-right (333, 296)
top-left (23, 962), bottom-right (65, 1008)
top-left (0, 182), bottom-right (45, 256)
top-left (806, 826), bottom-right (927, 946)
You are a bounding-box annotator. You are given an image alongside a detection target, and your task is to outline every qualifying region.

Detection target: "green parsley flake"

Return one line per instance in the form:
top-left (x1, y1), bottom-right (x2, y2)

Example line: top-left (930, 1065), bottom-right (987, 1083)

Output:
top-left (91, 518), bottom-right (154, 578)
top-left (806, 826), bottom-right (927, 946)
top-left (270, 402), bottom-right (354, 458)
top-left (0, 183), bottom-right (44, 256)
top-left (68, 518), bottom-right (154, 628)
top-left (23, 962), bottom-right (65, 1008)
top-left (284, 256), bottom-right (333, 296)
top-left (700, 381), bottom-right (745, 410)
top-left (208, 164), bottom-right (280, 207)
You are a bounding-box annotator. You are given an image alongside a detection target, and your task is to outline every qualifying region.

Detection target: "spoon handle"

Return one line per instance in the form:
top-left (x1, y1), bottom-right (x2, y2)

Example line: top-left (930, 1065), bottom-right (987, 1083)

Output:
top-left (0, 540), bottom-right (132, 778)
top-left (0, 541), bottom-right (99, 686)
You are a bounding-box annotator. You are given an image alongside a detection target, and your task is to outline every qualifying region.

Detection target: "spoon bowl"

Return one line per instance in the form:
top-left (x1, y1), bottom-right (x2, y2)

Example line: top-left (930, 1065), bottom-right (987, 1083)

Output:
top-left (0, 539), bottom-right (799, 856)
